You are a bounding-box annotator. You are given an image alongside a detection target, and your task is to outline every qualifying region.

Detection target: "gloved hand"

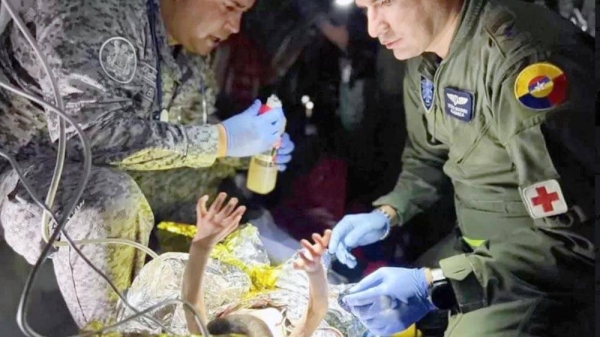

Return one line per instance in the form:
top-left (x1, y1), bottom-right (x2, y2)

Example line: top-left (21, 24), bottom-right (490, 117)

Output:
top-left (275, 132), bottom-right (294, 171)
top-left (221, 100), bottom-right (286, 158)
top-left (329, 211), bottom-right (389, 268)
top-left (344, 267), bottom-right (435, 336)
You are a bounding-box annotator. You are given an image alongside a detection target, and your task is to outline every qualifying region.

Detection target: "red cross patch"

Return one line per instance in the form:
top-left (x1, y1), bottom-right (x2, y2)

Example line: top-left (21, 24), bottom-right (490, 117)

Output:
top-left (521, 179), bottom-right (568, 219)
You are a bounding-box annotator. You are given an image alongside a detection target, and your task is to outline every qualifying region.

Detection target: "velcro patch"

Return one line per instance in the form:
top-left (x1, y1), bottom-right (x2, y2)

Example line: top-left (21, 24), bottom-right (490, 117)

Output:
top-left (444, 88), bottom-right (474, 122)
top-left (521, 179), bottom-right (568, 218)
top-left (514, 62), bottom-right (567, 110)
top-left (483, 5), bottom-right (522, 55)
top-left (420, 75), bottom-right (435, 112)
top-left (99, 37), bottom-right (137, 84)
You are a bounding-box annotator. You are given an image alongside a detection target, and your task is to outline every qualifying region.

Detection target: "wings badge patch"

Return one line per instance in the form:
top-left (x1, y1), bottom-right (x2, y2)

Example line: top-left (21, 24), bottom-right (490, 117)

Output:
top-left (444, 87), bottom-right (474, 122)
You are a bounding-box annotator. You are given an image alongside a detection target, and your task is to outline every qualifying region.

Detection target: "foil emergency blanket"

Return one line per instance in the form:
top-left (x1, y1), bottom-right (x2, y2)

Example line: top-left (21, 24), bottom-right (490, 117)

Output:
top-left (114, 224), bottom-right (367, 336)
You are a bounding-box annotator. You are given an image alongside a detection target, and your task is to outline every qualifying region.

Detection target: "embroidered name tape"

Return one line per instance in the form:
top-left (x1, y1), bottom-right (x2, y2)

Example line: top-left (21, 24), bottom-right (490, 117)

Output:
top-left (444, 87), bottom-right (473, 122)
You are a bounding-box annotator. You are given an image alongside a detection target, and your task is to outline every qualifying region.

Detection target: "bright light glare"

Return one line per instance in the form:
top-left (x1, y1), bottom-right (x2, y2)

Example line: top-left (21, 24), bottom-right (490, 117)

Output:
top-left (335, 0), bottom-right (354, 7)
top-left (306, 102), bottom-right (314, 110)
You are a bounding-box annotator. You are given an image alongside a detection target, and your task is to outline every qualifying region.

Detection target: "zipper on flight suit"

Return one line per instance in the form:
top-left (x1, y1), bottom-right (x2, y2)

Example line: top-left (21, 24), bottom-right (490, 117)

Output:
top-left (430, 62), bottom-right (445, 144)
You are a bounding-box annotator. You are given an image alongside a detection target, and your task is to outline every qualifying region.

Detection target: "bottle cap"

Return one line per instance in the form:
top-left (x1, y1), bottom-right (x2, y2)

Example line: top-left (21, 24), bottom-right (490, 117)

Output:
top-left (258, 95), bottom-right (282, 115)
top-left (266, 95), bottom-right (282, 108)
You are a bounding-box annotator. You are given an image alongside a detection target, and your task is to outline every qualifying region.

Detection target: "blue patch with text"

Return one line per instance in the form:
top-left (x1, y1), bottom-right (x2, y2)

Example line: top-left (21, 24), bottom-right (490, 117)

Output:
top-left (444, 87), bottom-right (474, 122)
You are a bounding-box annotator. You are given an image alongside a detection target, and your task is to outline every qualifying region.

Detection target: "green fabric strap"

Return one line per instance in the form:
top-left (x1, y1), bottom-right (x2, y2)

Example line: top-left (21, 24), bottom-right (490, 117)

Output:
top-left (462, 236), bottom-right (486, 249)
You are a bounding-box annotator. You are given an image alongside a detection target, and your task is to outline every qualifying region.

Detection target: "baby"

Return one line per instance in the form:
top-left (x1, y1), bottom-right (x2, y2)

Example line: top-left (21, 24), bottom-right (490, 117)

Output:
top-left (182, 192), bottom-right (334, 337)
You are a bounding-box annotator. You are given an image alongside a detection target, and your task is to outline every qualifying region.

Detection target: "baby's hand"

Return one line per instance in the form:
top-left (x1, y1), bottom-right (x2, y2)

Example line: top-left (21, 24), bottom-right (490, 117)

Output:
top-left (293, 230), bottom-right (332, 274)
top-left (193, 192), bottom-right (246, 247)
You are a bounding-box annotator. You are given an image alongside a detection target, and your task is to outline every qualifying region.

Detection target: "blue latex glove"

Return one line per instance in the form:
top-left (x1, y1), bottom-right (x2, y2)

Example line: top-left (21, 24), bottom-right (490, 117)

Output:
top-left (328, 211), bottom-right (390, 268)
top-left (275, 132), bottom-right (294, 171)
top-left (221, 100), bottom-right (286, 158)
top-left (344, 267), bottom-right (435, 336)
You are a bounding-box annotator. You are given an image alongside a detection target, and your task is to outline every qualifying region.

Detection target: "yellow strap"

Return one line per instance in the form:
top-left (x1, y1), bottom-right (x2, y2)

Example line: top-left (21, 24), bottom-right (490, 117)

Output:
top-left (392, 323), bottom-right (423, 337)
top-left (462, 236), bottom-right (486, 249)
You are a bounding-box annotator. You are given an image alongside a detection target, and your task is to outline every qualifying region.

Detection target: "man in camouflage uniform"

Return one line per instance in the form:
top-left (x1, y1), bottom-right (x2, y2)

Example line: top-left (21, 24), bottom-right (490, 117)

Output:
top-left (329, 0), bottom-right (595, 336)
top-left (0, 0), bottom-right (294, 328)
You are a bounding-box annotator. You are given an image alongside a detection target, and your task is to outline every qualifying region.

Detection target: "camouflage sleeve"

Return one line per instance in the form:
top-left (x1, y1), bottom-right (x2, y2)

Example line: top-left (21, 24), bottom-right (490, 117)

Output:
top-left (12, 0), bottom-right (218, 171)
top-left (83, 116), bottom-right (219, 171)
top-left (372, 58), bottom-right (451, 225)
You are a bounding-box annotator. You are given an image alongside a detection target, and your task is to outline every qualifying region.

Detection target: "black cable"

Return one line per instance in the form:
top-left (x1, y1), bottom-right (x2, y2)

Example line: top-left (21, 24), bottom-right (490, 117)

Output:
top-left (0, 149), bottom-right (176, 335)
top-left (0, 1), bottom-right (210, 335)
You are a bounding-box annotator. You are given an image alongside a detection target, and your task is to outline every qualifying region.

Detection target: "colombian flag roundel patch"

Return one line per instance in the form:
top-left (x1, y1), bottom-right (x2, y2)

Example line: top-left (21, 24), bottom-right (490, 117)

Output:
top-left (514, 62), bottom-right (567, 110)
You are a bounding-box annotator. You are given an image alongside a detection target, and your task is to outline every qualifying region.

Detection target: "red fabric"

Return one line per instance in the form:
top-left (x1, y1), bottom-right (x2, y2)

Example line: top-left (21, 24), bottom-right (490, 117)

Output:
top-left (273, 158), bottom-right (348, 241)
top-left (363, 261), bottom-right (389, 277)
top-left (221, 34), bottom-right (268, 109)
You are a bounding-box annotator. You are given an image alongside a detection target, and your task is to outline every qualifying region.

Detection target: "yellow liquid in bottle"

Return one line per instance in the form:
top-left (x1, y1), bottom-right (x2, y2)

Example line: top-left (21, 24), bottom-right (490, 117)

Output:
top-left (246, 95), bottom-right (284, 194)
top-left (246, 154), bottom-right (278, 194)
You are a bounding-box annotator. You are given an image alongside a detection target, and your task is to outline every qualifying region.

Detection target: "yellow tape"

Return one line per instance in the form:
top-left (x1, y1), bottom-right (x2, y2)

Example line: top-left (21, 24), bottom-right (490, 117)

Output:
top-left (157, 221), bottom-right (282, 295)
top-left (157, 221), bottom-right (198, 238)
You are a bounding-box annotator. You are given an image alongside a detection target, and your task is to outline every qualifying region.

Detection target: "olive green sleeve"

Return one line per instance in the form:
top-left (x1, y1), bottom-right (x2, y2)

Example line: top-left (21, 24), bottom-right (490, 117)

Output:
top-left (372, 60), bottom-right (451, 225)
top-left (439, 52), bottom-right (595, 310)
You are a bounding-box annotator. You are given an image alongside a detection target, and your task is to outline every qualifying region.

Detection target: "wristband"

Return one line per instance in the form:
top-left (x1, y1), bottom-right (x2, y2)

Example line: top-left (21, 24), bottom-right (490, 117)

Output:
top-left (374, 208), bottom-right (392, 240)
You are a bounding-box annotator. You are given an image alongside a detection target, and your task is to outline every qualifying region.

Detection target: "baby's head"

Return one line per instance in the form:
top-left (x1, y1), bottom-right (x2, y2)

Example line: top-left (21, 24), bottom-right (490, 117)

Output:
top-left (207, 309), bottom-right (280, 337)
top-left (207, 308), bottom-right (344, 337)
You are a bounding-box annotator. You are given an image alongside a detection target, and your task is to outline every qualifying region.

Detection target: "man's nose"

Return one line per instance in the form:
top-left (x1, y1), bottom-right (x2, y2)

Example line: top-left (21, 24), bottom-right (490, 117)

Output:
top-left (366, 8), bottom-right (383, 39)
top-left (226, 12), bottom-right (242, 34)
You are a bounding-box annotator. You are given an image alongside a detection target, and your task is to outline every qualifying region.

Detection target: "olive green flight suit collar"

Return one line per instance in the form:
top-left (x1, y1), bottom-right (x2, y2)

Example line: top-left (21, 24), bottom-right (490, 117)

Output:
top-left (417, 0), bottom-right (487, 98)
top-left (444, 0), bottom-right (487, 62)
top-left (419, 0), bottom-right (487, 77)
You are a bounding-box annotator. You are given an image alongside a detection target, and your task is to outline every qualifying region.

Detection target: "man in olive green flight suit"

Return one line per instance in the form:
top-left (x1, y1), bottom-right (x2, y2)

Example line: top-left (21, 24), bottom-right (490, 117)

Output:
top-left (329, 0), bottom-right (596, 336)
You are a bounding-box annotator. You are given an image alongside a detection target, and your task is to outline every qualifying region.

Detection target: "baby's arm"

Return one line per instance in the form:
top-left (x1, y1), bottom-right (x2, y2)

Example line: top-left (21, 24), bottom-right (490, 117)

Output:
top-left (182, 193), bottom-right (246, 334)
top-left (289, 231), bottom-right (332, 337)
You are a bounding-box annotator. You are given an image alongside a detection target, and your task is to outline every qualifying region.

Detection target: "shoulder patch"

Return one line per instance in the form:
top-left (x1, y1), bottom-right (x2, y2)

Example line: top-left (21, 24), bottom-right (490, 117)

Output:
top-left (99, 37), bottom-right (137, 84)
top-left (485, 9), bottom-right (516, 36)
top-left (521, 179), bottom-right (568, 218)
top-left (514, 62), bottom-right (567, 110)
top-left (420, 76), bottom-right (435, 112)
top-left (483, 6), bottom-right (526, 56)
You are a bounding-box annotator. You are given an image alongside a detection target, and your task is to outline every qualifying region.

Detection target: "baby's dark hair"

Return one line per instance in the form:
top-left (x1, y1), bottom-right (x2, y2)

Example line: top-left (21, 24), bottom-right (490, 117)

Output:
top-left (207, 314), bottom-right (274, 337)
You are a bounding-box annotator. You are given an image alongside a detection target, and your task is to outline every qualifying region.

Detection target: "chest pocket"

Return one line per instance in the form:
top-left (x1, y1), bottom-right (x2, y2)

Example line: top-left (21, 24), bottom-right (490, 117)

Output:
top-left (423, 106), bottom-right (452, 146)
top-left (446, 102), bottom-right (512, 180)
top-left (452, 113), bottom-right (491, 165)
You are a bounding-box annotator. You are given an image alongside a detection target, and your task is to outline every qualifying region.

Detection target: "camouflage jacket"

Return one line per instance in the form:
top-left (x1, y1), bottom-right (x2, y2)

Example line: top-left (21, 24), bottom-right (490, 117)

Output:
top-left (0, 0), bottom-right (221, 172)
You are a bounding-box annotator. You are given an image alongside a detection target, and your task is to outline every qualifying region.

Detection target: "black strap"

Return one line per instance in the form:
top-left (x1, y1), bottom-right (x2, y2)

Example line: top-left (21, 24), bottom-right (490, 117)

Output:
top-left (147, 0), bottom-right (163, 115)
top-left (447, 271), bottom-right (486, 314)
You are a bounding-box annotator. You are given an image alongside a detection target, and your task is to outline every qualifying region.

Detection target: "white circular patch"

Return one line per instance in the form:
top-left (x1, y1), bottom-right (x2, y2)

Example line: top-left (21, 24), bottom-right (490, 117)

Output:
top-left (99, 37), bottom-right (137, 84)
